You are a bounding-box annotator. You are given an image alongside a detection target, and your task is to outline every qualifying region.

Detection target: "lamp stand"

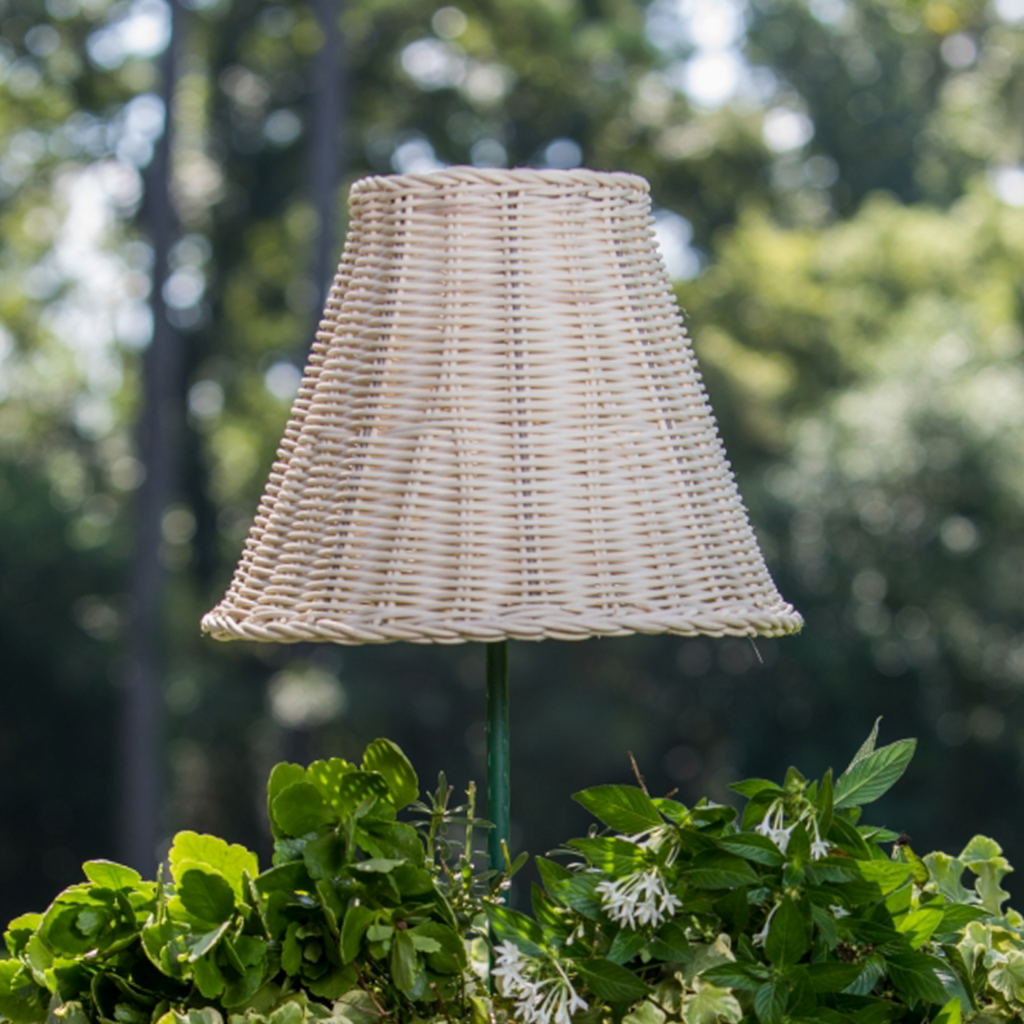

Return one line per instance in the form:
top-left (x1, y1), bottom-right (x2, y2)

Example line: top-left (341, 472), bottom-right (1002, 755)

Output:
top-left (486, 640), bottom-right (510, 883)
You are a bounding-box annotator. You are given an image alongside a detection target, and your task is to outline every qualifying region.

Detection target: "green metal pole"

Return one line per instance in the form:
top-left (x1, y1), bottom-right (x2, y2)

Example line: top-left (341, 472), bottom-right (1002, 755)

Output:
top-left (486, 640), bottom-right (510, 886)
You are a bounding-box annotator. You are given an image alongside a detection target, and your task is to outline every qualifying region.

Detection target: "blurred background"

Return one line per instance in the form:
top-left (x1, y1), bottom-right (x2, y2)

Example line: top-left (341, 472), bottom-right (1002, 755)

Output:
top-left (2, 0), bottom-right (1024, 924)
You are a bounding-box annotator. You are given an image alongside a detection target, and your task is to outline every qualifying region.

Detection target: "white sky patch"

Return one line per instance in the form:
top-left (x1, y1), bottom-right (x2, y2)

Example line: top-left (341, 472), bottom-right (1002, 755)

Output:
top-left (37, 160), bottom-right (153, 408)
top-left (993, 0), bottom-right (1024, 23)
top-left (676, 49), bottom-right (744, 109)
top-left (683, 0), bottom-right (746, 49)
top-left (87, 0), bottom-right (171, 69)
top-left (989, 165), bottom-right (1024, 206)
top-left (391, 136), bottom-right (445, 174)
top-left (653, 209), bottom-right (701, 281)
top-left (264, 361), bottom-right (302, 402)
top-left (763, 106), bottom-right (815, 151)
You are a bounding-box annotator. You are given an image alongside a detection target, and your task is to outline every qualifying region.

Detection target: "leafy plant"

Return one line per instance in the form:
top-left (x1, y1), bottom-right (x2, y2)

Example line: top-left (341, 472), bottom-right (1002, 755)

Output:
top-left (4, 726), bottom-right (1024, 1024)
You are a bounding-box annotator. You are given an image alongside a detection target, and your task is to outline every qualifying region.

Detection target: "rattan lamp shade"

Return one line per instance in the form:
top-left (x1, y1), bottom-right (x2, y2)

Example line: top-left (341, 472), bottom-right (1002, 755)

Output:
top-left (202, 167), bottom-right (802, 646)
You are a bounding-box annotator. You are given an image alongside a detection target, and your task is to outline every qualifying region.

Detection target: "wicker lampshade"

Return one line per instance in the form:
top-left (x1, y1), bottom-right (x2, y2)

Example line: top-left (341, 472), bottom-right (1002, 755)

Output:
top-left (202, 167), bottom-right (802, 645)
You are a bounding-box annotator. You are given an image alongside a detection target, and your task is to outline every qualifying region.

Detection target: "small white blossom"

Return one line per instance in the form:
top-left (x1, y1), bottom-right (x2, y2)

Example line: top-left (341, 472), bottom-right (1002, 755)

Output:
top-left (810, 838), bottom-right (830, 860)
top-left (771, 825), bottom-right (794, 854)
top-left (753, 902), bottom-right (779, 946)
top-left (596, 869), bottom-right (682, 931)
top-left (829, 904), bottom-right (851, 919)
top-left (492, 943), bottom-right (588, 1024)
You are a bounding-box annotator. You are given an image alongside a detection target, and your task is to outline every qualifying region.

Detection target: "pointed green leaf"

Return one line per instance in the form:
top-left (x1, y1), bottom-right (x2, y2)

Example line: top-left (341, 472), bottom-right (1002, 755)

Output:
top-left (887, 950), bottom-right (949, 1005)
top-left (702, 962), bottom-right (770, 992)
top-left (487, 904), bottom-right (548, 957)
top-left (729, 779), bottom-right (783, 800)
top-left (686, 851), bottom-right (759, 890)
top-left (718, 833), bottom-right (783, 867)
top-left (340, 905), bottom-right (376, 963)
top-left (846, 718), bottom-right (883, 772)
top-left (753, 978), bottom-right (787, 1024)
top-left (572, 785), bottom-right (665, 834)
top-left (573, 958), bottom-right (651, 1003)
top-left (765, 899), bottom-right (808, 966)
top-left (834, 739), bottom-right (916, 810)
top-left (933, 998), bottom-right (961, 1024)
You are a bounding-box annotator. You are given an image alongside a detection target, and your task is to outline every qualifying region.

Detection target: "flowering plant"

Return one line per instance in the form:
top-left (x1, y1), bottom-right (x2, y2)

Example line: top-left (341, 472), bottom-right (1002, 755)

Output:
top-left (3, 724), bottom-right (1024, 1024)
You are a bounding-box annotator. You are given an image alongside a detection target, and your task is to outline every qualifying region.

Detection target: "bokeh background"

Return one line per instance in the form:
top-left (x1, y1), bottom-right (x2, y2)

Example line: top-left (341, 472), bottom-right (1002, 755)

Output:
top-left (3, 0), bottom-right (1024, 925)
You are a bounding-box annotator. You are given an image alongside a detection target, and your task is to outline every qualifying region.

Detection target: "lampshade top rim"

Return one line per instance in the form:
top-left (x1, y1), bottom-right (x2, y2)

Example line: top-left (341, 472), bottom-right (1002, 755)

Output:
top-left (349, 165), bottom-right (650, 196)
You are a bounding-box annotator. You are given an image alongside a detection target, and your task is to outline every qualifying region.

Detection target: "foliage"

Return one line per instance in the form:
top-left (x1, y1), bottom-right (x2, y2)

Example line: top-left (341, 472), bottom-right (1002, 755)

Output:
top-left (7, 731), bottom-right (1024, 1024)
top-left (0, 740), bottom-right (495, 1024)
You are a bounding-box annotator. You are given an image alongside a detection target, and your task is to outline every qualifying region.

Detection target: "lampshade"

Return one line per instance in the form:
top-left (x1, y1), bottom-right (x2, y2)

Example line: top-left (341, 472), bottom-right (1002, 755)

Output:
top-left (202, 167), bottom-right (802, 646)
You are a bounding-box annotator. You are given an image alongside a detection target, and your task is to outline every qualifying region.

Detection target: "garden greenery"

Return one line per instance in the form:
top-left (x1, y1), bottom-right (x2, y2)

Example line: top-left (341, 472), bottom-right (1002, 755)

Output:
top-left (2, 725), bottom-right (1023, 1024)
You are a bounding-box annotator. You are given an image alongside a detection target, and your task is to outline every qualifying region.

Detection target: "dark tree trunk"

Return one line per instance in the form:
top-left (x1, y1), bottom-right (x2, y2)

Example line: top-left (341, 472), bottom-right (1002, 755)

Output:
top-left (120, 0), bottom-right (184, 874)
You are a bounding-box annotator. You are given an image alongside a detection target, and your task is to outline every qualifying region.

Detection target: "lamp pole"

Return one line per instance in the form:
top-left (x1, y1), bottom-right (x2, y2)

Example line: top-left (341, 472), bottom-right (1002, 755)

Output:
top-left (486, 640), bottom-right (510, 882)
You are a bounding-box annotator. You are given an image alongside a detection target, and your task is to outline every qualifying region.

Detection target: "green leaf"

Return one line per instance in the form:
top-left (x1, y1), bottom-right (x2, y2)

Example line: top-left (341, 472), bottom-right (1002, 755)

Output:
top-left (168, 831), bottom-right (259, 897)
top-left (351, 857), bottom-right (405, 873)
top-left (306, 758), bottom-right (356, 811)
top-left (81, 861), bottom-right (142, 890)
top-left (765, 899), bottom-right (808, 966)
top-left (572, 785), bottom-right (664, 834)
top-left (686, 852), bottom-right (759, 890)
top-left (961, 835), bottom-right (1013, 915)
top-left (362, 739), bottom-right (419, 809)
top-left (682, 978), bottom-right (743, 1024)
top-left (702, 962), bottom-right (770, 992)
top-left (810, 904), bottom-right (838, 950)
top-left (568, 837), bottom-right (647, 874)
top-left (336, 772), bottom-right (392, 819)
top-left (718, 833), bottom-right (783, 867)
top-left (753, 978), bottom-right (787, 1024)
top-left (267, 764), bottom-right (307, 838)
top-left (178, 868), bottom-right (236, 923)
top-left (834, 739), bottom-right (916, 810)
top-left (806, 962), bottom-right (863, 993)
top-left (271, 782), bottom-right (335, 837)
top-left (410, 921), bottom-right (467, 973)
top-left (193, 956), bottom-right (226, 999)
top-left (536, 856), bottom-right (573, 891)
top-left (308, 965), bottom-right (357, 999)
top-left (895, 905), bottom-right (944, 948)
top-left (987, 948), bottom-right (1024, 1001)
top-left (851, 859), bottom-right (913, 898)
top-left (608, 927), bottom-right (649, 965)
top-left (886, 950), bottom-right (949, 1005)
top-left (187, 920), bottom-right (232, 960)
top-left (487, 905), bottom-right (547, 957)
top-left (728, 779), bottom-right (783, 800)
top-left (924, 852), bottom-right (973, 903)
top-left (623, 1000), bottom-right (667, 1024)
top-left (390, 929), bottom-right (418, 993)
top-left (340, 905), bottom-right (376, 963)
top-left (651, 922), bottom-right (691, 963)
top-left (818, 769), bottom-right (834, 836)
top-left (573, 958), bottom-right (651, 1003)
top-left (933, 998), bottom-right (961, 1024)
top-left (846, 718), bottom-right (882, 772)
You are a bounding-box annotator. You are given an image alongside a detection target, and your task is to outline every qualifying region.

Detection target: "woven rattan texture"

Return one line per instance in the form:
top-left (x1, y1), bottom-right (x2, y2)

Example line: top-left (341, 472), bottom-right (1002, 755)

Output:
top-left (203, 167), bottom-right (802, 644)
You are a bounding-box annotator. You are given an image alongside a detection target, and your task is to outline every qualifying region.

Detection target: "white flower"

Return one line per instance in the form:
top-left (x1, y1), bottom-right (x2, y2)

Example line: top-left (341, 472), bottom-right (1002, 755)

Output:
top-left (492, 941), bottom-right (536, 999)
top-left (492, 943), bottom-right (588, 1024)
top-left (771, 825), bottom-right (794, 854)
top-left (596, 869), bottom-right (682, 931)
top-left (753, 902), bottom-right (779, 946)
top-left (829, 904), bottom-right (850, 919)
top-left (810, 838), bottom-right (830, 860)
